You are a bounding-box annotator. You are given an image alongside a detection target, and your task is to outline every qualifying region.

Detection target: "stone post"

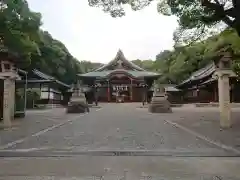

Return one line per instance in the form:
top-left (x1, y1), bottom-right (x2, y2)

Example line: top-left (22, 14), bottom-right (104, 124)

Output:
top-left (10, 79), bottom-right (15, 119)
top-left (3, 78), bottom-right (12, 128)
top-left (215, 70), bottom-right (235, 128)
top-left (218, 73), bottom-right (230, 127)
top-left (213, 50), bottom-right (235, 128)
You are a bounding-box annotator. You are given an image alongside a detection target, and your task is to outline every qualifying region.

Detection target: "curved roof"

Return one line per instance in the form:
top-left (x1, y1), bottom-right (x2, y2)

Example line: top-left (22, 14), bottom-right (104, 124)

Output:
top-left (95, 49), bottom-right (145, 72)
top-left (177, 63), bottom-right (216, 88)
top-left (78, 69), bottom-right (160, 79)
top-left (79, 49), bottom-right (160, 79)
top-left (32, 69), bottom-right (70, 88)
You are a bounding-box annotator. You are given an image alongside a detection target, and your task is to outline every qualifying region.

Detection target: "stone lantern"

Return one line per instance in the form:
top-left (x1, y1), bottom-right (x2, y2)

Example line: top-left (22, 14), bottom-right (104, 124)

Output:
top-left (67, 82), bottom-right (89, 113)
top-left (93, 82), bottom-right (101, 106)
top-left (0, 48), bottom-right (21, 128)
top-left (213, 50), bottom-right (236, 128)
top-left (139, 82), bottom-right (148, 106)
top-left (148, 84), bottom-right (172, 113)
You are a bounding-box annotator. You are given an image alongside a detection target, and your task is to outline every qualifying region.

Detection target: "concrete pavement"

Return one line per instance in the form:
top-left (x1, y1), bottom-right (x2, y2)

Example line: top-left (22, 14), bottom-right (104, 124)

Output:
top-left (0, 103), bottom-right (240, 179)
top-left (0, 104), bottom-right (233, 155)
top-left (0, 156), bottom-right (240, 179)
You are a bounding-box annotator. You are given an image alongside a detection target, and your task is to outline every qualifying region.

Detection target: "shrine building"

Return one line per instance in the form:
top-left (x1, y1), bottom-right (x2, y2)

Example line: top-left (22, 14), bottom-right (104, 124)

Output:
top-left (78, 50), bottom-right (160, 102)
top-left (177, 62), bottom-right (240, 103)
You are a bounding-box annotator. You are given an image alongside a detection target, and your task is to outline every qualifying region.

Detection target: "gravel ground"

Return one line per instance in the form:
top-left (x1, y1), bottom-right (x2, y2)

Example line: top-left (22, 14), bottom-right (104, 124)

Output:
top-left (0, 104), bottom-right (240, 179)
top-left (0, 103), bottom-right (235, 156)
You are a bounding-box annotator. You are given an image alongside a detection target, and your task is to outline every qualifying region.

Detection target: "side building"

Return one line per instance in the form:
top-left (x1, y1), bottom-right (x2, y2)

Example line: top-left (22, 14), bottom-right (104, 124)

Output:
top-left (177, 63), bottom-right (240, 103)
top-left (26, 69), bottom-right (70, 108)
top-left (78, 50), bottom-right (160, 102)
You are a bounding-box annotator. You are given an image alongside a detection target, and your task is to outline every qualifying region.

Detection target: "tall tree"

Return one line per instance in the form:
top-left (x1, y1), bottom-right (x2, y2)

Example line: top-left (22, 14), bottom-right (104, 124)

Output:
top-left (1, 0), bottom-right (99, 84)
top-left (88, 0), bottom-right (240, 43)
top-left (0, 0), bottom-right (42, 63)
top-left (149, 28), bottom-right (240, 84)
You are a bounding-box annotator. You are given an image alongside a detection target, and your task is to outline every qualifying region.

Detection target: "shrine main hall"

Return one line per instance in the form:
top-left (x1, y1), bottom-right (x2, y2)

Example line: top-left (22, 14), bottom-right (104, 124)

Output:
top-left (78, 50), bottom-right (160, 102)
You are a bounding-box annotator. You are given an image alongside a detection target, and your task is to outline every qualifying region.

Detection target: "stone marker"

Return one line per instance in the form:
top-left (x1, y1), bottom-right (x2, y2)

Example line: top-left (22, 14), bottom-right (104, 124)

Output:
top-left (148, 85), bottom-right (172, 113)
top-left (66, 84), bottom-right (89, 113)
top-left (213, 50), bottom-right (236, 128)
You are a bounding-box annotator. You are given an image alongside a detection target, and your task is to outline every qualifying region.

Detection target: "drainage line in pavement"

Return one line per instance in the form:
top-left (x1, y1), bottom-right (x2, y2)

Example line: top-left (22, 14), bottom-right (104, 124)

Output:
top-left (163, 119), bottom-right (240, 155)
top-left (0, 151), bottom-right (239, 158)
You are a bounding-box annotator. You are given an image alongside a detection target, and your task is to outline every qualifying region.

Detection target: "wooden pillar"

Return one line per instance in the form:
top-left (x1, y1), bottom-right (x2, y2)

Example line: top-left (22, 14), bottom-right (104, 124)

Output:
top-left (231, 84), bottom-right (234, 103)
top-left (48, 85), bottom-right (50, 104)
top-left (130, 78), bottom-right (133, 101)
top-left (24, 74), bottom-right (27, 111)
top-left (214, 85), bottom-right (218, 102)
top-left (107, 80), bottom-right (110, 102)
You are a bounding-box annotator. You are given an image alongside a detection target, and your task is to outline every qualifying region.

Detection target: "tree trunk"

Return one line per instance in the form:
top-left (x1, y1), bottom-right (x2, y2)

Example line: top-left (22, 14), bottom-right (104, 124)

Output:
top-left (233, 0), bottom-right (240, 36)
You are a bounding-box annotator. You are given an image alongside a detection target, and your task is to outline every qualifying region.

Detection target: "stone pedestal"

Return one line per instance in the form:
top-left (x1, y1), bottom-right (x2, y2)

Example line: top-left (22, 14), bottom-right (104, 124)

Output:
top-left (67, 85), bottom-right (89, 113)
top-left (3, 78), bottom-right (14, 128)
top-left (214, 70), bottom-right (236, 128)
top-left (148, 87), bottom-right (172, 113)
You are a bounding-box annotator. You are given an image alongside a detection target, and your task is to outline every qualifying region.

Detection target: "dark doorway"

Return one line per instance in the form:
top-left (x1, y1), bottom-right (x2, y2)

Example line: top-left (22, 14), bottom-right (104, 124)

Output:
top-left (0, 79), bottom-right (4, 120)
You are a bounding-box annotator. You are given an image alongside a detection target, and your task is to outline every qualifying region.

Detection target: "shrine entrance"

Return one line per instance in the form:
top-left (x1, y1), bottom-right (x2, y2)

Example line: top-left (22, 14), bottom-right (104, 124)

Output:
top-left (78, 50), bottom-right (160, 102)
top-left (109, 75), bottom-right (131, 102)
top-left (0, 79), bottom-right (3, 120)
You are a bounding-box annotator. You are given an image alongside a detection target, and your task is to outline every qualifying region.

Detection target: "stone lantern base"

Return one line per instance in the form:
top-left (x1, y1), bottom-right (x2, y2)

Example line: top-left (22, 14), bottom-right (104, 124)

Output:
top-left (148, 93), bottom-right (172, 113)
top-left (66, 101), bottom-right (89, 113)
top-left (66, 86), bottom-right (89, 113)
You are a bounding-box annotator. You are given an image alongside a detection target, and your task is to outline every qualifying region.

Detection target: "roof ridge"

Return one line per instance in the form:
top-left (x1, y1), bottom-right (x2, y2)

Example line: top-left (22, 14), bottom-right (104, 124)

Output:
top-left (33, 69), bottom-right (55, 80)
top-left (177, 63), bottom-right (216, 87)
top-left (94, 50), bottom-right (145, 72)
top-left (192, 63), bottom-right (215, 77)
top-left (32, 69), bottom-right (70, 88)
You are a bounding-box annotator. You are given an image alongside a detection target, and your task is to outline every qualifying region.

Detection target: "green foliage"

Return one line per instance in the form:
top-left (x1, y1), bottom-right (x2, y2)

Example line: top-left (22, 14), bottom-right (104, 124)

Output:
top-left (88, 0), bottom-right (240, 44)
top-left (131, 59), bottom-right (154, 70)
top-left (26, 89), bottom-right (40, 109)
top-left (1, 0), bottom-right (97, 84)
top-left (142, 28), bottom-right (240, 84)
top-left (1, 0), bottom-right (42, 63)
top-left (79, 61), bottom-right (103, 73)
top-left (29, 30), bottom-right (85, 84)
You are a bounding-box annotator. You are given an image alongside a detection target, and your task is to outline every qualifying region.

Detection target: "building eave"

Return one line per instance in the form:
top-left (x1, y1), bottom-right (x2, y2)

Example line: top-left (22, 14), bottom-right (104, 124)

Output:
top-left (177, 63), bottom-right (216, 88)
top-left (94, 49), bottom-right (146, 72)
top-left (78, 69), bottom-right (160, 79)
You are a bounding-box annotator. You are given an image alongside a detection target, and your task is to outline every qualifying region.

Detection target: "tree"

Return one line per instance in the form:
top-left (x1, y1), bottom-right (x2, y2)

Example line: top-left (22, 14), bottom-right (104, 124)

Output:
top-left (1, 0), bottom-right (99, 84)
top-left (132, 59), bottom-right (154, 70)
top-left (148, 28), bottom-right (240, 84)
top-left (1, 0), bottom-right (42, 63)
top-left (88, 0), bottom-right (240, 43)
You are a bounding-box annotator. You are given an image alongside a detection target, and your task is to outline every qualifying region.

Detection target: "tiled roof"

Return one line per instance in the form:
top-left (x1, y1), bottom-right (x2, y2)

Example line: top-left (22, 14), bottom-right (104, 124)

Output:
top-left (32, 69), bottom-right (55, 80)
top-left (32, 69), bottom-right (70, 88)
top-left (149, 84), bottom-right (181, 92)
top-left (95, 50), bottom-right (145, 72)
top-left (17, 69), bottom-right (27, 75)
top-left (165, 86), bottom-right (181, 92)
top-left (199, 77), bottom-right (217, 86)
top-left (177, 63), bottom-right (216, 87)
top-left (78, 69), bottom-right (160, 78)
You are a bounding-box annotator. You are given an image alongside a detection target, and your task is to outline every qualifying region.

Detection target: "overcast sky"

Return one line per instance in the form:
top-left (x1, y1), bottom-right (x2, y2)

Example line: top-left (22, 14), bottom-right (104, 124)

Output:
top-left (27, 0), bottom-right (178, 63)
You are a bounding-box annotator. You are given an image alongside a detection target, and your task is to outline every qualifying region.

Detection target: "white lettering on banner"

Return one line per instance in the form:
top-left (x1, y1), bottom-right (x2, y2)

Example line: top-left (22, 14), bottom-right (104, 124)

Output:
top-left (112, 85), bottom-right (129, 91)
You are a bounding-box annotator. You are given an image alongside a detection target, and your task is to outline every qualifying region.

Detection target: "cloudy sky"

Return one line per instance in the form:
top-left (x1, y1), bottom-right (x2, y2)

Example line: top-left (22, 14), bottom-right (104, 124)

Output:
top-left (27, 0), bottom-right (178, 63)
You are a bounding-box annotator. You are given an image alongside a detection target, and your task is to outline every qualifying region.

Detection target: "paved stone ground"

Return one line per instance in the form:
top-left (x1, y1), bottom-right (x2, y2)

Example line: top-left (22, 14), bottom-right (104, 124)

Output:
top-left (138, 104), bottom-right (240, 152)
top-left (167, 107), bottom-right (240, 151)
top-left (0, 156), bottom-right (240, 179)
top-left (0, 104), bottom-right (234, 155)
top-left (0, 108), bottom-right (81, 147)
top-left (0, 103), bottom-right (240, 179)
